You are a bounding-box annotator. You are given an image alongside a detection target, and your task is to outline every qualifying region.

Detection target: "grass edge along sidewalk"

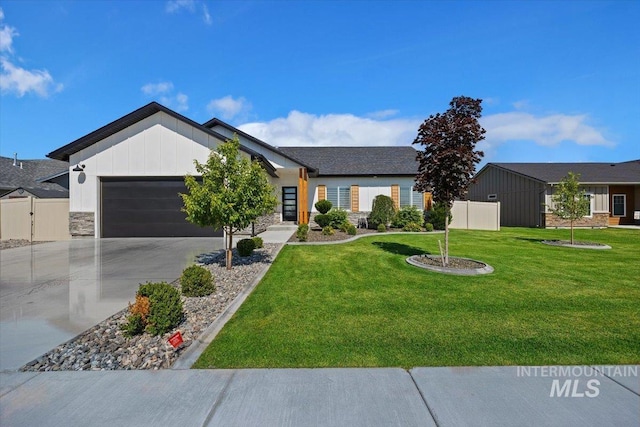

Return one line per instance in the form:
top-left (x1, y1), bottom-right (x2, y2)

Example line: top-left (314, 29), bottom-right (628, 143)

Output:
top-left (193, 227), bottom-right (640, 369)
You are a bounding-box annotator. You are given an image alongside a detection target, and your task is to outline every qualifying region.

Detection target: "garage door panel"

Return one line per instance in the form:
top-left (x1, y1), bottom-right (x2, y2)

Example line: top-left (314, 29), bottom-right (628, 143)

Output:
top-left (101, 178), bottom-right (222, 238)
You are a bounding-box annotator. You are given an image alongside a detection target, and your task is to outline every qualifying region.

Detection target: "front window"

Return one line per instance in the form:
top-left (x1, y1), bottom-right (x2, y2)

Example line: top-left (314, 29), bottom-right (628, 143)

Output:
top-left (583, 194), bottom-right (593, 217)
top-left (612, 194), bottom-right (626, 217)
top-left (326, 186), bottom-right (351, 210)
top-left (400, 186), bottom-right (423, 209)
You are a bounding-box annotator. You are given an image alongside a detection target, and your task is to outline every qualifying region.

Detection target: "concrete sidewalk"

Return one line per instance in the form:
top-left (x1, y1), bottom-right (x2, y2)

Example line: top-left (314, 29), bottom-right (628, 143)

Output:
top-left (1, 366), bottom-right (638, 426)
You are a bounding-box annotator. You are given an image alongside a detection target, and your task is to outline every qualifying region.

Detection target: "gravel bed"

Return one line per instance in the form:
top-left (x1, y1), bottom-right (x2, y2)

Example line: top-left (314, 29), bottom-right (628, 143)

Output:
top-left (21, 244), bottom-right (279, 372)
top-left (288, 227), bottom-right (379, 243)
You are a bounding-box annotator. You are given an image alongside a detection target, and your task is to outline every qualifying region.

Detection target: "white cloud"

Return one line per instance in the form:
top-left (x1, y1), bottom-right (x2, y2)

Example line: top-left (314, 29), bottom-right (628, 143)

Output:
top-left (366, 109), bottom-right (399, 120)
top-left (512, 99), bottom-right (530, 110)
top-left (207, 95), bottom-right (252, 121)
top-left (0, 8), bottom-right (62, 98)
top-left (141, 81), bottom-right (174, 95)
top-left (141, 81), bottom-right (188, 112)
top-left (239, 111), bottom-right (419, 147)
top-left (482, 112), bottom-right (614, 149)
top-left (166, 0), bottom-right (195, 13)
top-left (202, 4), bottom-right (212, 25)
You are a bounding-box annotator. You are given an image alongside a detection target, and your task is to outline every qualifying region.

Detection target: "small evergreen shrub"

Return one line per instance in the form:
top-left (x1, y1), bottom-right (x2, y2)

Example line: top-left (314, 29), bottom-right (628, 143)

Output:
top-left (377, 223), bottom-right (387, 232)
top-left (370, 195), bottom-right (396, 228)
top-left (339, 221), bottom-right (353, 233)
top-left (137, 282), bottom-right (184, 336)
top-left (424, 201), bottom-right (453, 230)
top-left (322, 226), bottom-right (335, 236)
top-left (251, 236), bottom-right (264, 249)
top-left (346, 224), bottom-right (357, 235)
top-left (424, 222), bottom-right (434, 232)
top-left (237, 238), bottom-right (256, 257)
top-left (315, 199), bottom-right (333, 214)
top-left (403, 222), bottom-right (423, 232)
top-left (181, 265), bottom-right (215, 297)
top-left (122, 313), bottom-right (145, 337)
top-left (393, 206), bottom-right (424, 228)
top-left (296, 224), bottom-right (309, 241)
top-left (326, 208), bottom-right (348, 228)
top-left (314, 214), bottom-right (330, 228)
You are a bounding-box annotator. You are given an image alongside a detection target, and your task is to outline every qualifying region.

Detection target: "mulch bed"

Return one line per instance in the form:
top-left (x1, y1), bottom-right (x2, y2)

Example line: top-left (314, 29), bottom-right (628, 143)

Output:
top-left (411, 255), bottom-right (487, 269)
top-left (288, 227), bottom-right (381, 243)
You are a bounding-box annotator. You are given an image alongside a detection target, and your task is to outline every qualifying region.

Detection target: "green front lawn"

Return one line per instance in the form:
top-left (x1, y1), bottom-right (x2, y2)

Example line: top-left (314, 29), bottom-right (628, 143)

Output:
top-left (193, 227), bottom-right (640, 368)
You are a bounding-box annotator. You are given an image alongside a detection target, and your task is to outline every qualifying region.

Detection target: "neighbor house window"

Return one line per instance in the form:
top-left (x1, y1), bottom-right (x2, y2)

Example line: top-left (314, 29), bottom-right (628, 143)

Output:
top-left (326, 186), bottom-right (351, 210)
top-left (612, 194), bottom-right (626, 217)
top-left (400, 186), bottom-right (424, 209)
top-left (583, 193), bottom-right (593, 217)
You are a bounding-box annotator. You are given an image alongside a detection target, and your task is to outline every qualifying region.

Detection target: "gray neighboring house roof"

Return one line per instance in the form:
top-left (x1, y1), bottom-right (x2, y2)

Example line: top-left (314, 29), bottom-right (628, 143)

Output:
top-left (3, 187), bottom-right (69, 199)
top-left (277, 146), bottom-right (419, 176)
top-left (0, 156), bottom-right (69, 196)
top-left (484, 160), bottom-right (640, 184)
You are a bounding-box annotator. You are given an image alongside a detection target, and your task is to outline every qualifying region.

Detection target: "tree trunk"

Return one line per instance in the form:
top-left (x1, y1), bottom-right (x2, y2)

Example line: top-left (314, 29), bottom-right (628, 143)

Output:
top-left (444, 206), bottom-right (450, 266)
top-left (570, 220), bottom-right (574, 245)
top-left (226, 229), bottom-right (233, 270)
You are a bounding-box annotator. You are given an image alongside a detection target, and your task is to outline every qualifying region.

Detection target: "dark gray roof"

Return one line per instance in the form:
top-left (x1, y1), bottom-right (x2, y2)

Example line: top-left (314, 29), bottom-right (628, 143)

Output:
top-left (1, 187), bottom-right (69, 199)
top-left (487, 160), bottom-right (640, 184)
top-left (277, 146), bottom-right (419, 176)
top-left (0, 156), bottom-right (69, 193)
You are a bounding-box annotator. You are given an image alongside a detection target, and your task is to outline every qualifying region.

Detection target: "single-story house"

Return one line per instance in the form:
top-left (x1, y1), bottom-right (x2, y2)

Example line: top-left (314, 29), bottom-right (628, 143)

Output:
top-left (467, 161), bottom-right (640, 228)
top-left (47, 102), bottom-right (429, 238)
top-left (0, 155), bottom-right (69, 199)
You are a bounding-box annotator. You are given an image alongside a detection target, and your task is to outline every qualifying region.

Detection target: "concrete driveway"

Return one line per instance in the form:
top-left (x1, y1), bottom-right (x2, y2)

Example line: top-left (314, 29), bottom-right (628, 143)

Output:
top-left (0, 238), bottom-right (223, 371)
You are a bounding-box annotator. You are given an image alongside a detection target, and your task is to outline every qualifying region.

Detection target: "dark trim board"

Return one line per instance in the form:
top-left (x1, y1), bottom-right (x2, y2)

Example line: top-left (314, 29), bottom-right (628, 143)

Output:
top-left (101, 177), bottom-right (222, 238)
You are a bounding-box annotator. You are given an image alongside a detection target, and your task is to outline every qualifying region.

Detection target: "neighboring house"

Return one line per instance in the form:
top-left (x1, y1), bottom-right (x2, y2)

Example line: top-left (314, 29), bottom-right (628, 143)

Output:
top-left (468, 161), bottom-right (640, 228)
top-left (47, 102), bottom-right (428, 238)
top-left (0, 155), bottom-right (69, 199)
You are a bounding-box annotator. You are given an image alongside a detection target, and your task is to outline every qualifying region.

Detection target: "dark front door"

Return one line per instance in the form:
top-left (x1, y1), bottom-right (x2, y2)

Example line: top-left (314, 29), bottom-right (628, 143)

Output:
top-left (282, 187), bottom-right (297, 222)
top-left (101, 178), bottom-right (223, 238)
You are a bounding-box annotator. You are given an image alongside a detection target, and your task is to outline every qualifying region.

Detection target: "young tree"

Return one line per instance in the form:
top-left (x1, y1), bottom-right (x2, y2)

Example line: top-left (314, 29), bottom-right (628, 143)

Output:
top-left (181, 135), bottom-right (278, 270)
top-left (548, 172), bottom-right (591, 245)
top-left (413, 96), bottom-right (485, 265)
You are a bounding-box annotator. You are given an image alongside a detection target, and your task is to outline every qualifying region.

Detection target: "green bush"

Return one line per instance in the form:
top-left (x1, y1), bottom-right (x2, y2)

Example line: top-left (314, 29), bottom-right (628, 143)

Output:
top-left (326, 208), bottom-right (348, 228)
top-left (122, 313), bottom-right (145, 337)
top-left (180, 265), bottom-right (215, 297)
top-left (377, 223), bottom-right (387, 232)
top-left (370, 195), bottom-right (396, 228)
top-left (392, 206), bottom-right (424, 228)
top-left (346, 224), bottom-right (357, 235)
top-left (314, 214), bottom-right (330, 228)
top-left (237, 238), bottom-right (256, 257)
top-left (315, 199), bottom-right (333, 214)
top-left (251, 236), bottom-right (264, 249)
top-left (424, 222), bottom-right (434, 232)
top-left (403, 222), bottom-right (423, 232)
top-left (339, 221), bottom-right (353, 233)
top-left (296, 224), bottom-right (309, 241)
top-left (137, 282), bottom-right (184, 336)
top-left (322, 226), bottom-right (335, 236)
top-left (424, 201), bottom-right (453, 230)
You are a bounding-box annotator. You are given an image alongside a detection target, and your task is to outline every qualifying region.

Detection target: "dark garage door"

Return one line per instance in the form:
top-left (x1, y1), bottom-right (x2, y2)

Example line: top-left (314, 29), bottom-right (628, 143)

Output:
top-left (101, 178), bottom-right (223, 238)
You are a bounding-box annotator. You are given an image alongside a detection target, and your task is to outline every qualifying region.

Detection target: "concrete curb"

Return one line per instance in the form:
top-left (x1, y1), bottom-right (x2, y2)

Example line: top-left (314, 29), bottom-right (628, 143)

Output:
top-left (406, 255), bottom-right (494, 275)
top-left (287, 230), bottom-right (445, 246)
top-left (541, 240), bottom-right (612, 250)
top-left (171, 243), bottom-right (287, 370)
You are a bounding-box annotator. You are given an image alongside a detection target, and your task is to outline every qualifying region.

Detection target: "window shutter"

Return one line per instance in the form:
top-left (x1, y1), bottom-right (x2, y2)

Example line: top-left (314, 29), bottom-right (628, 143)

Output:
top-left (318, 185), bottom-right (326, 201)
top-left (351, 185), bottom-right (359, 212)
top-left (391, 185), bottom-right (400, 209)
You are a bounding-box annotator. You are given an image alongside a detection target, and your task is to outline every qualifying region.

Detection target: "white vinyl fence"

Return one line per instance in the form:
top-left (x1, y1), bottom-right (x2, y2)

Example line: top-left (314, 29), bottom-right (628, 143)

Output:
top-left (0, 197), bottom-right (71, 241)
top-left (450, 200), bottom-right (500, 231)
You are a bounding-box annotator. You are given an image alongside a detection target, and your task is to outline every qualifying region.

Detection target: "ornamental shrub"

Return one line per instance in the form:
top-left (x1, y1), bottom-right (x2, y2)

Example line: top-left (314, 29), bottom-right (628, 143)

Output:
top-left (314, 214), bottom-right (330, 228)
top-left (137, 282), bottom-right (183, 336)
top-left (339, 221), bottom-right (353, 233)
top-left (251, 236), bottom-right (264, 249)
top-left (315, 199), bottom-right (333, 214)
top-left (322, 226), bottom-right (335, 236)
top-left (346, 224), bottom-right (357, 235)
top-left (296, 223), bottom-right (309, 241)
top-left (237, 238), bottom-right (256, 257)
top-left (326, 208), bottom-right (348, 228)
top-left (377, 223), bottom-right (387, 232)
top-left (424, 222), bottom-right (434, 232)
top-left (180, 265), bottom-right (215, 297)
top-left (424, 201), bottom-right (452, 230)
top-left (403, 222), bottom-right (423, 232)
top-left (392, 206), bottom-right (424, 228)
top-left (370, 195), bottom-right (396, 228)
top-left (122, 313), bottom-right (145, 337)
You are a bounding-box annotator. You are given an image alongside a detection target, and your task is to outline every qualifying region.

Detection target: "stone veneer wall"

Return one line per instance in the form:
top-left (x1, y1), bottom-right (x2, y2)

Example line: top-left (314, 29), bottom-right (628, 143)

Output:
top-left (70, 212), bottom-right (95, 237)
top-left (238, 212), bottom-right (281, 235)
top-left (544, 212), bottom-right (608, 228)
top-left (310, 212), bottom-right (372, 229)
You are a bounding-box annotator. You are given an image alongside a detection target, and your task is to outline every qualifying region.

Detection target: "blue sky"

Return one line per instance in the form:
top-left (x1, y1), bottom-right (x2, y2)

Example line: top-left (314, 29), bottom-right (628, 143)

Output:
top-left (1, 0), bottom-right (638, 167)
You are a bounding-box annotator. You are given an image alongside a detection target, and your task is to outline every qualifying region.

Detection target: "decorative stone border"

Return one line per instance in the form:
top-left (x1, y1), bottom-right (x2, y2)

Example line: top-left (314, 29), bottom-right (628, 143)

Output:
top-left (541, 240), bottom-right (611, 250)
top-left (406, 255), bottom-right (494, 276)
